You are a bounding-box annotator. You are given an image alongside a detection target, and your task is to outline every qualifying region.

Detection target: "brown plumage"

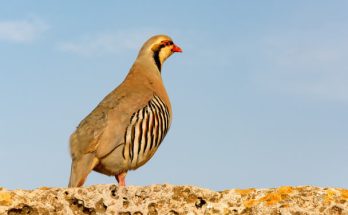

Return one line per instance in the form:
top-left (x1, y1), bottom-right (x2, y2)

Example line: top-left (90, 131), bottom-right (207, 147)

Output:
top-left (68, 35), bottom-right (182, 187)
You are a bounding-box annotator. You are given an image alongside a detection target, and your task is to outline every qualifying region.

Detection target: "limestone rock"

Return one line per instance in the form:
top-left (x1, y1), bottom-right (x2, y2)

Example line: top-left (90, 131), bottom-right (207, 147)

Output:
top-left (0, 184), bottom-right (348, 214)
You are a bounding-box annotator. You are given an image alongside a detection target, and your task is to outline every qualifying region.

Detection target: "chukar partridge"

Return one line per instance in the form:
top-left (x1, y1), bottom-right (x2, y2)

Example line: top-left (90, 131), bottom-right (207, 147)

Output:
top-left (68, 35), bottom-right (182, 187)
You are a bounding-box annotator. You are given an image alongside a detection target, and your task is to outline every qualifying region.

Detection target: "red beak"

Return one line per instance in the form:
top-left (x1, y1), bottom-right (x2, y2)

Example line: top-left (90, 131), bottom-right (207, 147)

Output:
top-left (171, 44), bottom-right (183, 53)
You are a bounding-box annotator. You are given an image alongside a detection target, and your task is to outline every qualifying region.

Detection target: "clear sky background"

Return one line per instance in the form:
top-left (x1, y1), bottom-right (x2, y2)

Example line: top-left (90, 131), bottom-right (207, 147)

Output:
top-left (1, 1), bottom-right (347, 191)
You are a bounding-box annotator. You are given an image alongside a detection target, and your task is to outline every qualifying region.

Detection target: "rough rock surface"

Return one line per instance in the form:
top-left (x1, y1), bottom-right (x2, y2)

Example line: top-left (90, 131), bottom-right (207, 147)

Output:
top-left (1, 184), bottom-right (348, 214)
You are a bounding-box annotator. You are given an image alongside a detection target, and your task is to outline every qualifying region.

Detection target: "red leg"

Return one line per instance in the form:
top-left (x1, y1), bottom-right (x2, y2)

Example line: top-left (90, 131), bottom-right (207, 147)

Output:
top-left (115, 172), bottom-right (127, 186)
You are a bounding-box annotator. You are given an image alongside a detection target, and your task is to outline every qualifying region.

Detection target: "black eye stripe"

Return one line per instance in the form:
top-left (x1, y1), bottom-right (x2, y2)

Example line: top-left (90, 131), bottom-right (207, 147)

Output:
top-left (161, 40), bottom-right (173, 47)
top-left (152, 40), bottom-right (173, 72)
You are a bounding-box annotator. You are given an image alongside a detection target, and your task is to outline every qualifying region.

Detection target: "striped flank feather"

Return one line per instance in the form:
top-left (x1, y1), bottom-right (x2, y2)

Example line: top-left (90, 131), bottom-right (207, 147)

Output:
top-left (123, 95), bottom-right (171, 168)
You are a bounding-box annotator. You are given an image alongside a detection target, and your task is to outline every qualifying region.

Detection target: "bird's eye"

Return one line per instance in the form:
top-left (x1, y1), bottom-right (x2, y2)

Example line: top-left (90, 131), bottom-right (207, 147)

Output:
top-left (161, 40), bottom-right (173, 46)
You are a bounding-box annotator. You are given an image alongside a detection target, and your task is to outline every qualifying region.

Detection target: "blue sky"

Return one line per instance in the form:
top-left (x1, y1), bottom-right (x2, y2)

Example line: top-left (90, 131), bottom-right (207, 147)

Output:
top-left (1, 1), bottom-right (348, 190)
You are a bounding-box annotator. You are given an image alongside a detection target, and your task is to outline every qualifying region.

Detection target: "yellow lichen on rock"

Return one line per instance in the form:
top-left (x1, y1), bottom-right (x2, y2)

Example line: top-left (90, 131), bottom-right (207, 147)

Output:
top-left (259, 192), bottom-right (282, 206)
top-left (0, 192), bottom-right (12, 206)
top-left (324, 189), bottom-right (338, 204)
top-left (238, 186), bottom-right (294, 208)
top-left (38, 186), bottom-right (51, 190)
top-left (243, 199), bottom-right (257, 208)
top-left (277, 186), bottom-right (293, 195)
top-left (338, 189), bottom-right (348, 199)
top-left (235, 188), bottom-right (256, 196)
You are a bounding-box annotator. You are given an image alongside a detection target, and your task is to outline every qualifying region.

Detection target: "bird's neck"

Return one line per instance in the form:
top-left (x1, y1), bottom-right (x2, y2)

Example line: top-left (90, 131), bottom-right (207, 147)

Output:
top-left (135, 55), bottom-right (162, 74)
top-left (136, 50), bottom-right (163, 73)
top-left (126, 57), bottom-right (163, 82)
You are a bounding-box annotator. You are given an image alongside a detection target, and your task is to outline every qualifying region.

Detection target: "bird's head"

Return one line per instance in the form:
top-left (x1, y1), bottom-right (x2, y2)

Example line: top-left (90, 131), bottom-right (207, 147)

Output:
top-left (138, 35), bottom-right (182, 72)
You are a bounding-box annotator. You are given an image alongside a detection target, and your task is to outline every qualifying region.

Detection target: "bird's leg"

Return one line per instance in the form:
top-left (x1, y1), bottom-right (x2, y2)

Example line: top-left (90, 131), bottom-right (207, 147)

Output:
top-left (115, 172), bottom-right (127, 186)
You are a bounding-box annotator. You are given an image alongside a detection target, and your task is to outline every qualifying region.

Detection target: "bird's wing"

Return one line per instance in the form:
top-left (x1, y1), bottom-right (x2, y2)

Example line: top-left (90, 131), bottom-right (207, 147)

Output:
top-left (70, 85), bottom-right (155, 159)
top-left (69, 102), bottom-right (108, 159)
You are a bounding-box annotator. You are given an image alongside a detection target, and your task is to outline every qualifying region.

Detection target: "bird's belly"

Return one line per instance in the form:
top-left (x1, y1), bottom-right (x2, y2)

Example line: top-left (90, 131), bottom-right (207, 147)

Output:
top-left (94, 144), bottom-right (128, 176)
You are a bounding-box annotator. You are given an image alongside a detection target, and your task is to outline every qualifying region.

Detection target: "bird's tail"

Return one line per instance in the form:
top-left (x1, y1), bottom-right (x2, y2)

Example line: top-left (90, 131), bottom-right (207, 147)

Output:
top-left (68, 154), bottom-right (99, 187)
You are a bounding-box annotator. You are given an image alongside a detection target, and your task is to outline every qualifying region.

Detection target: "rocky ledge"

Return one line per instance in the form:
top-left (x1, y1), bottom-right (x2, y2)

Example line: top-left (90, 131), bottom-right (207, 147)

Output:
top-left (1, 185), bottom-right (348, 214)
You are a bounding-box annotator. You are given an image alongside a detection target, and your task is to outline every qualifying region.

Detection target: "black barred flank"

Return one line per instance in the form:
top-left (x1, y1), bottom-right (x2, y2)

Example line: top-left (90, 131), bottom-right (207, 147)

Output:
top-left (143, 107), bottom-right (151, 154)
top-left (152, 103), bottom-right (160, 148)
top-left (124, 96), bottom-right (170, 167)
top-left (137, 109), bottom-right (144, 156)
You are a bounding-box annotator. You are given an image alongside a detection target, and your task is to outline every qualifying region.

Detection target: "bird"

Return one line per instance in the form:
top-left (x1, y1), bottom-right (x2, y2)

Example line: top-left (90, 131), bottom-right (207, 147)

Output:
top-left (68, 35), bottom-right (182, 187)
